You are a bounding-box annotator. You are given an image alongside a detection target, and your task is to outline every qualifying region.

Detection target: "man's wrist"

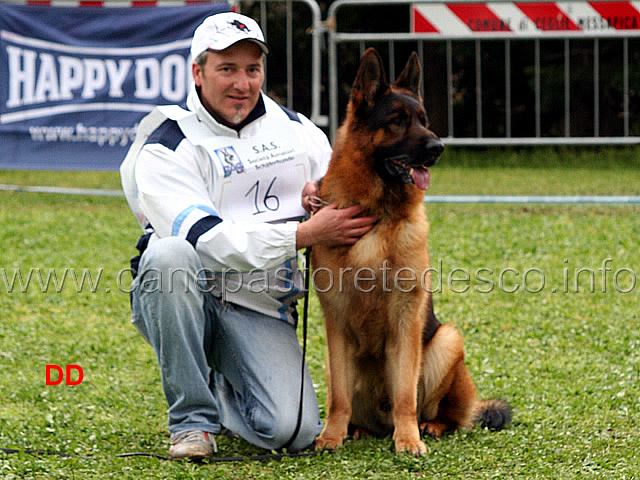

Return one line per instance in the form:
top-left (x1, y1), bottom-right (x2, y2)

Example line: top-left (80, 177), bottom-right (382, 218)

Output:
top-left (296, 220), bottom-right (313, 250)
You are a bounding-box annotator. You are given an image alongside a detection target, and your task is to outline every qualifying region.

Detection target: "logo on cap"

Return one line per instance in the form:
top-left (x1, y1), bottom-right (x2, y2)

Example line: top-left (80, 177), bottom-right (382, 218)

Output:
top-left (230, 19), bottom-right (251, 33)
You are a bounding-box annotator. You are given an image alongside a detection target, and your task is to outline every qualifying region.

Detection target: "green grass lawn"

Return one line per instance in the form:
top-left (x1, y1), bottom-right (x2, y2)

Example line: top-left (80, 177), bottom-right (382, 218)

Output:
top-left (1, 147), bottom-right (639, 479)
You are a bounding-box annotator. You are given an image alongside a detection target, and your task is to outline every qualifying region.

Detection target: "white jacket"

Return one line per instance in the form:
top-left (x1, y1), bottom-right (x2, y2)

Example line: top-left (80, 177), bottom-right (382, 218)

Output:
top-left (121, 84), bottom-right (332, 324)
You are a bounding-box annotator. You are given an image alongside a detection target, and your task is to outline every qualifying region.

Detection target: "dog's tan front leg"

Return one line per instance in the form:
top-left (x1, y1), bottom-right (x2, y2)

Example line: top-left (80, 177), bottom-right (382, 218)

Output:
top-left (387, 314), bottom-right (426, 455)
top-left (316, 322), bottom-right (354, 451)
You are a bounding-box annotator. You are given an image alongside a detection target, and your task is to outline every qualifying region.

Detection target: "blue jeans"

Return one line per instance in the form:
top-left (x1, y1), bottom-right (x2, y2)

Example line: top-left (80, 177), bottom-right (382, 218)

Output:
top-left (130, 237), bottom-right (321, 452)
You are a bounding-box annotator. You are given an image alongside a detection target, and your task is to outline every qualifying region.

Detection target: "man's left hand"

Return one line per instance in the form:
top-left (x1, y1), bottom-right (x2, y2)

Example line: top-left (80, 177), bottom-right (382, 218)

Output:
top-left (301, 180), bottom-right (322, 212)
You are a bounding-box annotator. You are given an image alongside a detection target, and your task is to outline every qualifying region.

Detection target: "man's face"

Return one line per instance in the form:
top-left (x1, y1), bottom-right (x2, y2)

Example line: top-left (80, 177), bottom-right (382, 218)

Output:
top-left (193, 41), bottom-right (265, 126)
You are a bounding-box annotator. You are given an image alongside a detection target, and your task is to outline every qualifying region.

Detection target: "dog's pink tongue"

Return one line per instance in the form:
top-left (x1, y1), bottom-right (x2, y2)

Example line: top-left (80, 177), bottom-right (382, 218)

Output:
top-left (412, 168), bottom-right (430, 190)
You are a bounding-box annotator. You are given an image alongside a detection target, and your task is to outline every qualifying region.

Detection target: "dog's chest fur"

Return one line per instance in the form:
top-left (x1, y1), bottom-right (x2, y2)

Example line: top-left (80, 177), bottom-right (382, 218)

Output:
top-left (313, 206), bottom-right (430, 358)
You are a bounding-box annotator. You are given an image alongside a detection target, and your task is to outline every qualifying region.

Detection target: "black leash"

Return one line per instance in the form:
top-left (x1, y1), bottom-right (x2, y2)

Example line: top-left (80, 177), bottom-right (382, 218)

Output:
top-left (280, 246), bottom-right (312, 451)
top-left (1, 448), bottom-right (86, 459)
top-left (117, 451), bottom-right (319, 462)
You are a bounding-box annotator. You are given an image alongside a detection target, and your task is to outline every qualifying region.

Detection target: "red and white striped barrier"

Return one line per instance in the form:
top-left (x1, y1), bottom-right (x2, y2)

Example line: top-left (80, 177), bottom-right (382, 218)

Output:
top-left (412, 1), bottom-right (640, 36)
top-left (12, 0), bottom-right (218, 6)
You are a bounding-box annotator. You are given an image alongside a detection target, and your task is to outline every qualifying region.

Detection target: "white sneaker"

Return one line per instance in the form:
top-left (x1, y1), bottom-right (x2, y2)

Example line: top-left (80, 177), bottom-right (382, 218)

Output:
top-left (169, 431), bottom-right (218, 460)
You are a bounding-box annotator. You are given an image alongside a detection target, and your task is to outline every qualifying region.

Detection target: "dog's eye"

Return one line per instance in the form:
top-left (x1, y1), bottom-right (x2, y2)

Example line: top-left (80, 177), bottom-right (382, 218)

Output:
top-left (390, 114), bottom-right (408, 127)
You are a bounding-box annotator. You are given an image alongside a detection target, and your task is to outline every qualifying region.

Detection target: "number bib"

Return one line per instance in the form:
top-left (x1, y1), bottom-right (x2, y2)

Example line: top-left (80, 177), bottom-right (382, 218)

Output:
top-left (165, 107), bottom-right (310, 224)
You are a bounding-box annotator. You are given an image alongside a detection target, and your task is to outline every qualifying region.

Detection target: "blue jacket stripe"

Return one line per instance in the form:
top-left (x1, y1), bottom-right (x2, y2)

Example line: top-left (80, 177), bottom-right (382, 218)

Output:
top-left (171, 204), bottom-right (219, 236)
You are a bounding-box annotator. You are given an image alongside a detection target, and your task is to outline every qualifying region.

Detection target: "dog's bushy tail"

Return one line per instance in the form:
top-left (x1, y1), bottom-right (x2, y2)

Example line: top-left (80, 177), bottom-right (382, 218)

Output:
top-left (473, 399), bottom-right (512, 431)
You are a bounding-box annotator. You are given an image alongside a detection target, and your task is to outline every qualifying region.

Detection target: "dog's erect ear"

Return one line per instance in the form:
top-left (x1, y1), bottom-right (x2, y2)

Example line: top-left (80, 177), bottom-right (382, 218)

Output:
top-left (351, 48), bottom-right (388, 114)
top-left (394, 52), bottom-right (422, 96)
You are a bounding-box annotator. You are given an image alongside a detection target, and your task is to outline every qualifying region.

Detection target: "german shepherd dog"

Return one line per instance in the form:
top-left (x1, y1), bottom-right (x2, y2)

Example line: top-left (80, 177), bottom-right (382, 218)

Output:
top-left (312, 48), bottom-right (511, 455)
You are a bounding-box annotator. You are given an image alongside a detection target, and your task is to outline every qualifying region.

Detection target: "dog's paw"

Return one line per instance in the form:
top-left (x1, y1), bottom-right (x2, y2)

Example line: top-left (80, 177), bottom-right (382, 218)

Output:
top-left (420, 421), bottom-right (447, 439)
top-left (394, 437), bottom-right (427, 456)
top-left (351, 427), bottom-right (369, 440)
top-left (315, 434), bottom-right (345, 452)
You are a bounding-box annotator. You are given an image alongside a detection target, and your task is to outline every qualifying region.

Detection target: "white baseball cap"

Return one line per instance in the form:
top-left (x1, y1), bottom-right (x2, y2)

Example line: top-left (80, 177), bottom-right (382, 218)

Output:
top-left (190, 12), bottom-right (270, 60)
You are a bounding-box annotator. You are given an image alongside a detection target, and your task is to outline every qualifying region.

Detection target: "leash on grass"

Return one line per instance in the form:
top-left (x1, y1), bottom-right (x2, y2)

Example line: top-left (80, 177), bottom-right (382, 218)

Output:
top-left (0, 447), bottom-right (320, 462)
top-left (1, 248), bottom-right (320, 463)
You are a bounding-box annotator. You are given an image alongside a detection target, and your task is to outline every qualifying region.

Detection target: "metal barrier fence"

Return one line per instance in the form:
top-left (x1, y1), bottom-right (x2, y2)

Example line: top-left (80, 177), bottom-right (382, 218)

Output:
top-left (4, 0), bottom-right (640, 146)
top-left (235, 0), bottom-right (328, 127)
top-left (326, 0), bottom-right (640, 145)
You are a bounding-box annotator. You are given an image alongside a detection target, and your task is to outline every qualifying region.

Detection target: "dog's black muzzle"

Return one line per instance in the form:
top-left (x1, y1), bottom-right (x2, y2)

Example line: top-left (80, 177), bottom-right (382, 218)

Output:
top-left (373, 133), bottom-right (444, 187)
top-left (374, 136), bottom-right (443, 169)
top-left (421, 136), bottom-right (444, 167)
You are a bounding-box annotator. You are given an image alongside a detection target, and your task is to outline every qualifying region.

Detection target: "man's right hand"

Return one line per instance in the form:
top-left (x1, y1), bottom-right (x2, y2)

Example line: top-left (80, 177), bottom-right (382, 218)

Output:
top-left (295, 203), bottom-right (378, 250)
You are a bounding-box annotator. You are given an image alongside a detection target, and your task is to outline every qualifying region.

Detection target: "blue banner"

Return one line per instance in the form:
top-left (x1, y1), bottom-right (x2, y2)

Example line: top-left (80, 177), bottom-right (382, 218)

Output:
top-left (0, 2), bottom-right (228, 170)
